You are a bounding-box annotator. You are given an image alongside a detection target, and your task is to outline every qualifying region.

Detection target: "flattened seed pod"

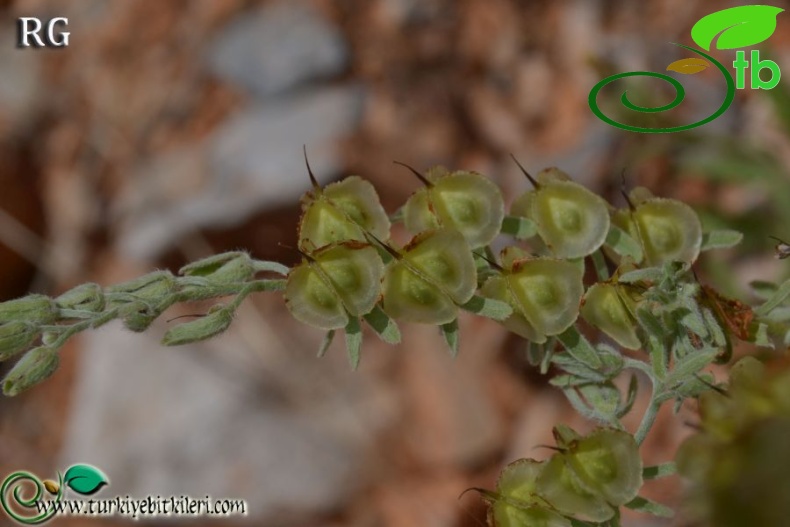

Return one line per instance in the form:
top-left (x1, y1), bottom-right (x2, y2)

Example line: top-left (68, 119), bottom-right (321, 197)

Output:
top-left (381, 228), bottom-right (476, 324)
top-left (581, 283), bottom-right (641, 350)
top-left (481, 247), bottom-right (583, 341)
top-left (403, 166), bottom-right (505, 248)
top-left (488, 459), bottom-right (572, 527)
top-left (299, 173), bottom-right (391, 251)
top-left (285, 242), bottom-right (384, 330)
top-left (565, 428), bottom-right (643, 507)
top-left (617, 187), bottom-right (702, 266)
top-left (511, 167), bottom-right (610, 259)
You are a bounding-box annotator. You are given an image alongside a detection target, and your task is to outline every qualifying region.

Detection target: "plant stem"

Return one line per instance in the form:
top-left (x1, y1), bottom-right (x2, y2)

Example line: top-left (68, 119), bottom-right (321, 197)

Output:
top-left (634, 398), bottom-right (660, 446)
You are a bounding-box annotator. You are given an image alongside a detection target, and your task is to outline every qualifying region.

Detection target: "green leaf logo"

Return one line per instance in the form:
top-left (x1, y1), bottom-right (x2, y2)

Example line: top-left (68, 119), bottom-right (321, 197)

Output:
top-left (691, 5), bottom-right (784, 51)
top-left (63, 464), bottom-right (109, 495)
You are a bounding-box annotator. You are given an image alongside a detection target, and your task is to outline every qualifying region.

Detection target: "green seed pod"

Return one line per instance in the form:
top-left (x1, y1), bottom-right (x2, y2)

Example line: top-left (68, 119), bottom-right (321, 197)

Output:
top-left (565, 428), bottom-right (642, 507)
top-left (178, 252), bottom-right (256, 284)
top-left (0, 295), bottom-right (58, 325)
top-left (403, 166), bottom-right (505, 248)
top-left (55, 283), bottom-right (105, 313)
top-left (121, 300), bottom-right (174, 333)
top-left (162, 305), bottom-right (234, 346)
top-left (381, 228), bottom-right (476, 325)
top-left (580, 283), bottom-right (641, 350)
top-left (511, 168), bottom-right (610, 259)
top-left (507, 257), bottom-right (584, 337)
top-left (2, 346), bottom-right (60, 397)
top-left (480, 276), bottom-right (546, 342)
top-left (617, 188), bottom-right (702, 266)
top-left (537, 453), bottom-right (615, 522)
top-left (286, 242), bottom-right (385, 330)
top-left (487, 459), bottom-right (572, 527)
top-left (299, 176), bottom-right (391, 251)
top-left (0, 322), bottom-right (38, 361)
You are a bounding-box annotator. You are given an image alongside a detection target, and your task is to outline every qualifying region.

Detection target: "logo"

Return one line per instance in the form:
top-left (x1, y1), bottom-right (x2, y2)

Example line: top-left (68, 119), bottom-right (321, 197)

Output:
top-left (1, 464), bottom-right (108, 524)
top-left (1, 464), bottom-right (247, 524)
top-left (589, 5), bottom-right (784, 133)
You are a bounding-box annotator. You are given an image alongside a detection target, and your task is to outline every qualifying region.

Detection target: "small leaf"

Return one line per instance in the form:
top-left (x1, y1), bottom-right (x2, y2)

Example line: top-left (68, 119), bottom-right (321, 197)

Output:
top-left (605, 224), bottom-right (643, 262)
top-left (345, 317), bottom-right (362, 370)
top-left (624, 496), bottom-right (674, 518)
top-left (666, 57), bottom-right (710, 74)
top-left (701, 229), bottom-right (743, 251)
top-left (363, 305), bottom-right (401, 344)
top-left (253, 260), bottom-right (290, 276)
top-left (501, 215), bottom-right (537, 240)
top-left (618, 267), bottom-right (663, 284)
top-left (317, 329), bottom-right (335, 358)
top-left (557, 326), bottom-right (603, 369)
top-left (440, 319), bottom-right (460, 357)
top-left (460, 295), bottom-right (512, 321)
top-left (63, 464), bottom-right (109, 495)
top-left (691, 5), bottom-right (784, 51)
top-left (755, 277), bottom-right (790, 318)
top-left (664, 348), bottom-right (719, 388)
top-left (642, 462), bottom-right (677, 480)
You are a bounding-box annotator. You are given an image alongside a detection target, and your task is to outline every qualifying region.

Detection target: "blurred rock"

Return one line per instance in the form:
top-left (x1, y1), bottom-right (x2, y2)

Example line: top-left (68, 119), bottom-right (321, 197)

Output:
top-left (207, 2), bottom-right (348, 99)
top-left (0, 34), bottom-right (41, 135)
top-left (115, 85), bottom-right (366, 261)
top-left (59, 313), bottom-right (389, 523)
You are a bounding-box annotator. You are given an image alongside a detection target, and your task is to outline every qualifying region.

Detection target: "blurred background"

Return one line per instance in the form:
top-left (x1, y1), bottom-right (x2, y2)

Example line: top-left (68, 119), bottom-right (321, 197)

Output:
top-left (0, 0), bottom-right (789, 525)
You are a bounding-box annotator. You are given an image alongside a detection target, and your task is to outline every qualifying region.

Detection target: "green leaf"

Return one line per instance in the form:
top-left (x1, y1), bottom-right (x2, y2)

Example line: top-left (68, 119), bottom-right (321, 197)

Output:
top-left (440, 319), bottom-right (460, 358)
top-left (701, 229), bottom-right (743, 251)
top-left (605, 224), bottom-right (643, 262)
top-left (642, 462), bottom-right (677, 480)
top-left (750, 280), bottom-right (778, 301)
top-left (556, 326), bottom-right (603, 369)
top-left (664, 348), bottom-right (719, 388)
top-left (617, 374), bottom-right (639, 418)
top-left (63, 464), bottom-right (109, 495)
top-left (755, 277), bottom-right (790, 317)
top-left (253, 260), bottom-right (290, 276)
top-left (460, 295), bottom-right (512, 321)
top-left (363, 305), bottom-right (401, 344)
top-left (345, 317), bottom-right (362, 370)
top-left (618, 267), bottom-right (663, 284)
top-left (624, 496), bottom-right (674, 518)
top-left (748, 321), bottom-right (774, 348)
top-left (501, 215), bottom-right (537, 240)
top-left (577, 382), bottom-right (621, 421)
top-left (691, 5), bottom-right (784, 51)
top-left (317, 329), bottom-right (335, 358)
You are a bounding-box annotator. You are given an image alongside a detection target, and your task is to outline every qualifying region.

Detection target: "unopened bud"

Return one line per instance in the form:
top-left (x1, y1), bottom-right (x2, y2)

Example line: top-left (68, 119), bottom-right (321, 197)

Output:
top-left (179, 252), bottom-right (255, 284)
top-left (55, 283), bottom-right (105, 312)
top-left (0, 322), bottom-right (38, 361)
top-left (108, 271), bottom-right (176, 302)
top-left (2, 346), bottom-right (60, 397)
top-left (161, 305), bottom-right (233, 346)
top-left (0, 295), bottom-right (58, 325)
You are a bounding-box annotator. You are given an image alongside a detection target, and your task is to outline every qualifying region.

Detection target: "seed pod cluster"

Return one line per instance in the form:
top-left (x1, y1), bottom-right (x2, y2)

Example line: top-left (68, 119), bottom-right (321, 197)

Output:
top-left (484, 426), bottom-right (642, 526)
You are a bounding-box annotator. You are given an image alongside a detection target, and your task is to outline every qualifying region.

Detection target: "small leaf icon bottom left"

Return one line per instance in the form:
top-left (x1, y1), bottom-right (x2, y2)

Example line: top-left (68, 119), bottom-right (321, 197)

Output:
top-left (63, 465), bottom-right (109, 495)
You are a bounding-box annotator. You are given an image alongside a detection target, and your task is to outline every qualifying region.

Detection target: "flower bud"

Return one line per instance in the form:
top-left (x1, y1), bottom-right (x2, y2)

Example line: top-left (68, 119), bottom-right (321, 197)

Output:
top-left (0, 295), bottom-right (58, 325)
top-left (161, 305), bottom-right (234, 346)
top-left (0, 321), bottom-right (38, 361)
top-left (2, 346), bottom-right (60, 397)
top-left (488, 459), bottom-right (571, 527)
top-left (179, 252), bottom-right (256, 284)
top-left (55, 283), bottom-right (105, 313)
